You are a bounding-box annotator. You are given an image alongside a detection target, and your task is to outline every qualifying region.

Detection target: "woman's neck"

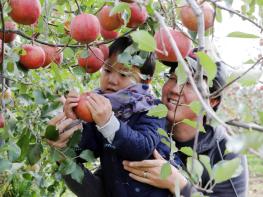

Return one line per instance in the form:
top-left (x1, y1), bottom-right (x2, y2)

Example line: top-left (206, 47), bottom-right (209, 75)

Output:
top-left (172, 122), bottom-right (197, 142)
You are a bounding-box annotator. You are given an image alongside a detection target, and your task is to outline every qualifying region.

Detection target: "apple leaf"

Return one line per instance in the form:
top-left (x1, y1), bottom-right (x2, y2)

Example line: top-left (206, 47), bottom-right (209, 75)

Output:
top-left (160, 162), bottom-right (172, 179)
top-left (196, 51), bottom-right (217, 84)
top-left (189, 101), bottom-right (202, 115)
top-left (212, 158), bottom-right (241, 184)
top-left (175, 63), bottom-right (188, 85)
top-left (0, 159), bottom-right (12, 172)
top-left (199, 155), bottom-right (212, 177)
top-left (187, 157), bottom-right (204, 183)
top-left (180, 147), bottom-right (193, 157)
top-left (147, 104), bottom-right (168, 118)
top-left (227, 31), bottom-right (259, 38)
top-left (79, 150), bottom-right (95, 162)
top-left (44, 125), bottom-right (59, 141)
top-left (131, 30), bottom-right (156, 52)
top-left (70, 164), bottom-right (84, 184)
top-left (27, 143), bottom-right (43, 165)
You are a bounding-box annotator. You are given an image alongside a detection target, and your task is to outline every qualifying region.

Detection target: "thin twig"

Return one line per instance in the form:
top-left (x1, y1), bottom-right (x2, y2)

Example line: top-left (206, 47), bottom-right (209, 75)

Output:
top-left (74, 0), bottom-right (82, 14)
top-left (226, 120), bottom-right (263, 132)
top-left (210, 57), bottom-right (263, 98)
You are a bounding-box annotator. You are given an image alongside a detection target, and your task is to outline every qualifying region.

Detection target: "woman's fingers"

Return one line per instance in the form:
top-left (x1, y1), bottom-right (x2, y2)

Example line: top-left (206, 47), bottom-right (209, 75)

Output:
top-left (153, 149), bottom-right (165, 160)
top-left (48, 112), bottom-right (65, 125)
top-left (123, 159), bottom-right (164, 168)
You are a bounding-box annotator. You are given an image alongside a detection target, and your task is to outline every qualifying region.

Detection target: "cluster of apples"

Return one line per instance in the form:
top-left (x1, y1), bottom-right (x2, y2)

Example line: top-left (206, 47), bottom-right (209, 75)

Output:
top-left (70, 0), bottom-right (148, 73)
top-left (0, 0), bottom-right (63, 69)
top-left (154, 2), bottom-right (214, 62)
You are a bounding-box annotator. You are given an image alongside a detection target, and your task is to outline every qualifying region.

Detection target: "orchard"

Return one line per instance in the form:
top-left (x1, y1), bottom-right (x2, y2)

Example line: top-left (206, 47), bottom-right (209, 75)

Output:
top-left (0, 0), bottom-right (262, 196)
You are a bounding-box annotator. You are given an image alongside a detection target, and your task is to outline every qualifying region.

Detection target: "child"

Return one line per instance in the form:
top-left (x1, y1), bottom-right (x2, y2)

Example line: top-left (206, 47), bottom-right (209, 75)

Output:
top-left (63, 37), bottom-right (173, 197)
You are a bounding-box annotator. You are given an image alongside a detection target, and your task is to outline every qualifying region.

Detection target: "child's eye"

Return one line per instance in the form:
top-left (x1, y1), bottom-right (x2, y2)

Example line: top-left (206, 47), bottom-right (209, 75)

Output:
top-left (120, 73), bottom-right (128, 77)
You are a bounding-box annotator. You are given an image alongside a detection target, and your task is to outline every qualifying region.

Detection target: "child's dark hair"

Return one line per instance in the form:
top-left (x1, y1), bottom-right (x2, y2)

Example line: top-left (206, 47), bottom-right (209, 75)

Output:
top-left (109, 36), bottom-right (156, 79)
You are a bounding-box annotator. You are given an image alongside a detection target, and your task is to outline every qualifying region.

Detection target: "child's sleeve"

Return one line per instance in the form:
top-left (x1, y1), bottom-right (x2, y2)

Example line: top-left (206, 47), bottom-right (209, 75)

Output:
top-left (111, 112), bottom-right (167, 161)
top-left (77, 123), bottom-right (103, 158)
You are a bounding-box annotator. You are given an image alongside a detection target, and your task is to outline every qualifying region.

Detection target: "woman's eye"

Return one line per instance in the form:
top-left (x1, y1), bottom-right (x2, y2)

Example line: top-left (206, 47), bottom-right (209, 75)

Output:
top-left (104, 68), bottom-right (111, 73)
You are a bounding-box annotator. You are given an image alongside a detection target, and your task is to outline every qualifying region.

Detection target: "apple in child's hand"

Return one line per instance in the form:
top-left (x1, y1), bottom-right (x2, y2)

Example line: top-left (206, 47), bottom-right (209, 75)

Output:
top-left (74, 92), bottom-right (93, 123)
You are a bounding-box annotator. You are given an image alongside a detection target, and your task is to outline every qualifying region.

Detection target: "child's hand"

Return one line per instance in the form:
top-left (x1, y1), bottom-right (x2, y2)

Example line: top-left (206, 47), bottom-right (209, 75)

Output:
top-left (64, 90), bottom-right (80, 120)
top-left (85, 93), bottom-right (112, 127)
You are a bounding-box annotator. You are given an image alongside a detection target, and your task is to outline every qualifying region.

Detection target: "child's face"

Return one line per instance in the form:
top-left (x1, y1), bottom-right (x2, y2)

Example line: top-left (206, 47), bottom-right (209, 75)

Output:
top-left (100, 53), bottom-right (136, 93)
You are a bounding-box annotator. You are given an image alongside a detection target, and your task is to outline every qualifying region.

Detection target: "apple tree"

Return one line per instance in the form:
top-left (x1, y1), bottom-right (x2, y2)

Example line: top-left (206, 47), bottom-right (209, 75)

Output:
top-left (0, 0), bottom-right (262, 196)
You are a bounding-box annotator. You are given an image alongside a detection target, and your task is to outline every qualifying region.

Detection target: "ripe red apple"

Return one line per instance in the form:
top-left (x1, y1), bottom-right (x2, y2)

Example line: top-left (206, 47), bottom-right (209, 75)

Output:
top-left (98, 6), bottom-right (123, 31)
top-left (9, 0), bottom-right (41, 25)
top-left (98, 44), bottom-right (109, 60)
top-left (70, 14), bottom-right (100, 43)
top-left (154, 27), bottom-right (192, 62)
top-left (74, 92), bottom-right (93, 123)
top-left (101, 27), bottom-right (119, 40)
top-left (78, 47), bottom-right (104, 73)
top-left (0, 113), bottom-right (5, 128)
top-left (0, 21), bottom-right (17, 43)
top-left (41, 45), bottom-right (63, 67)
top-left (19, 44), bottom-right (45, 69)
top-left (180, 2), bottom-right (215, 32)
top-left (127, 3), bottom-right (148, 28)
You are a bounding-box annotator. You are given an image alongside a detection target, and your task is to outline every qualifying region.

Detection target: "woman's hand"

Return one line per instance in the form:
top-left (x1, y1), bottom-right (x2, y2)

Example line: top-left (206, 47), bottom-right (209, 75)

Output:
top-left (85, 93), bottom-right (112, 127)
top-left (63, 90), bottom-right (79, 120)
top-left (46, 112), bottom-right (82, 148)
top-left (123, 150), bottom-right (188, 194)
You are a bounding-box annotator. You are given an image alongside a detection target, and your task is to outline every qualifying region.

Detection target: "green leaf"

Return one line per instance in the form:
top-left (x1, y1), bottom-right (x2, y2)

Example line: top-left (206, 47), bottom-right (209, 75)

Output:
top-left (215, 7), bottom-right (222, 23)
top-left (70, 164), bottom-right (84, 183)
top-left (160, 162), bottom-right (172, 179)
top-left (8, 143), bottom-right (21, 162)
top-left (79, 150), bottom-right (95, 162)
top-left (27, 143), bottom-right (43, 165)
top-left (67, 130), bottom-right (81, 147)
top-left (44, 125), bottom-right (59, 141)
top-left (158, 128), bottom-right (169, 138)
top-left (196, 52), bottom-right (217, 83)
top-left (155, 60), bottom-right (167, 74)
top-left (175, 63), bottom-right (187, 85)
top-left (72, 66), bottom-right (86, 76)
top-left (212, 158), bottom-right (241, 183)
top-left (110, 2), bottom-right (130, 16)
top-left (147, 104), bottom-right (168, 118)
top-left (0, 159), bottom-right (12, 172)
top-left (180, 147), bottom-right (193, 157)
top-left (199, 155), bottom-right (212, 177)
top-left (227, 31), bottom-right (260, 38)
top-left (59, 159), bottom-right (77, 175)
top-left (63, 47), bottom-right (75, 59)
top-left (189, 101), bottom-right (202, 115)
top-left (33, 90), bottom-right (46, 104)
top-left (131, 30), bottom-right (156, 52)
top-left (187, 157), bottom-right (204, 183)
top-left (117, 52), bottom-right (132, 65)
top-left (258, 111), bottom-right (263, 124)
top-left (17, 129), bottom-right (31, 161)
top-left (80, 50), bottom-right (89, 58)
top-left (7, 61), bottom-right (15, 73)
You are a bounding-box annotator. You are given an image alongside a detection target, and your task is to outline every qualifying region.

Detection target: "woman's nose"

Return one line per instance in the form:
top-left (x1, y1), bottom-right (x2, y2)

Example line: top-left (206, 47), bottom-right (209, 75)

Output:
top-left (171, 83), bottom-right (183, 94)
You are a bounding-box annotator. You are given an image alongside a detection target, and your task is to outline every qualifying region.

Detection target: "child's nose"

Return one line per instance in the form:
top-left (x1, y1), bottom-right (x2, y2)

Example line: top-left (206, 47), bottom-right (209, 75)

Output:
top-left (108, 73), bottom-right (119, 85)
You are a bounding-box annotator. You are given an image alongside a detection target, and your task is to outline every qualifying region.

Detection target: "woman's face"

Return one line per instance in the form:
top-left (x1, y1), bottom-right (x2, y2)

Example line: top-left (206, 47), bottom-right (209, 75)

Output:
top-left (100, 53), bottom-right (135, 93)
top-left (161, 73), bottom-right (200, 124)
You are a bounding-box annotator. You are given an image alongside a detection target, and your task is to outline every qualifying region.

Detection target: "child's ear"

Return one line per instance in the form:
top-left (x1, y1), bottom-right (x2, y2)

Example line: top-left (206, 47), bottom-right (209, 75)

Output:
top-left (210, 98), bottom-right (220, 108)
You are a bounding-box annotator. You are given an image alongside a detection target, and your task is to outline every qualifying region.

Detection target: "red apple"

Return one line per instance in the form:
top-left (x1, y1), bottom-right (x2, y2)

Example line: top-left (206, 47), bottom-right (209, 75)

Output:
top-left (101, 27), bottom-right (119, 40)
top-left (98, 6), bottom-right (123, 31)
top-left (98, 44), bottom-right (109, 60)
top-left (70, 14), bottom-right (100, 43)
top-left (127, 3), bottom-right (148, 28)
top-left (0, 21), bottom-right (17, 43)
top-left (0, 113), bottom-right (5, 128)
top-left (154, 27), bottom-right (192, 62)
top-left (41, 45), bottom-right (63, 67)
top-left (9, 0), bottom-right (41, 25)
top-left (74, 92), bottom-right (93, 123)
top-left (19, 44), bottom-right (45, 69)
top-left (180, 2), bottom-right (214, 32)
top-left (78, 47), bottom-right (104, 73)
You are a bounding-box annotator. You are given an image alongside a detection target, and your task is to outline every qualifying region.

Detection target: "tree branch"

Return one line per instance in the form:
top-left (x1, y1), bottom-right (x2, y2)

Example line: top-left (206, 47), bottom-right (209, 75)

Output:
top-left (226, 120), bottom-right (263, 132)
top-left (210, 57), bottom-right (263, 98)
top-left (209, 0), bottom-right (263, 32)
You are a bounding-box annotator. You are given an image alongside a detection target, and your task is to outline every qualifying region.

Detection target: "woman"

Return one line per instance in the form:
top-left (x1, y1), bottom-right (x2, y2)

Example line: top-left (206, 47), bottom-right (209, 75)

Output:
top-left (122, 59), bottom-right (249, 197)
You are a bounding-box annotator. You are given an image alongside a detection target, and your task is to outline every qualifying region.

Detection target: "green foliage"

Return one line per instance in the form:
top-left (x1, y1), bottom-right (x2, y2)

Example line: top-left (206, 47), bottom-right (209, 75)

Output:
top-left (147, 104), bottom-right (168, 118)
top-left (160, 162), bottom-right (172, 179)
